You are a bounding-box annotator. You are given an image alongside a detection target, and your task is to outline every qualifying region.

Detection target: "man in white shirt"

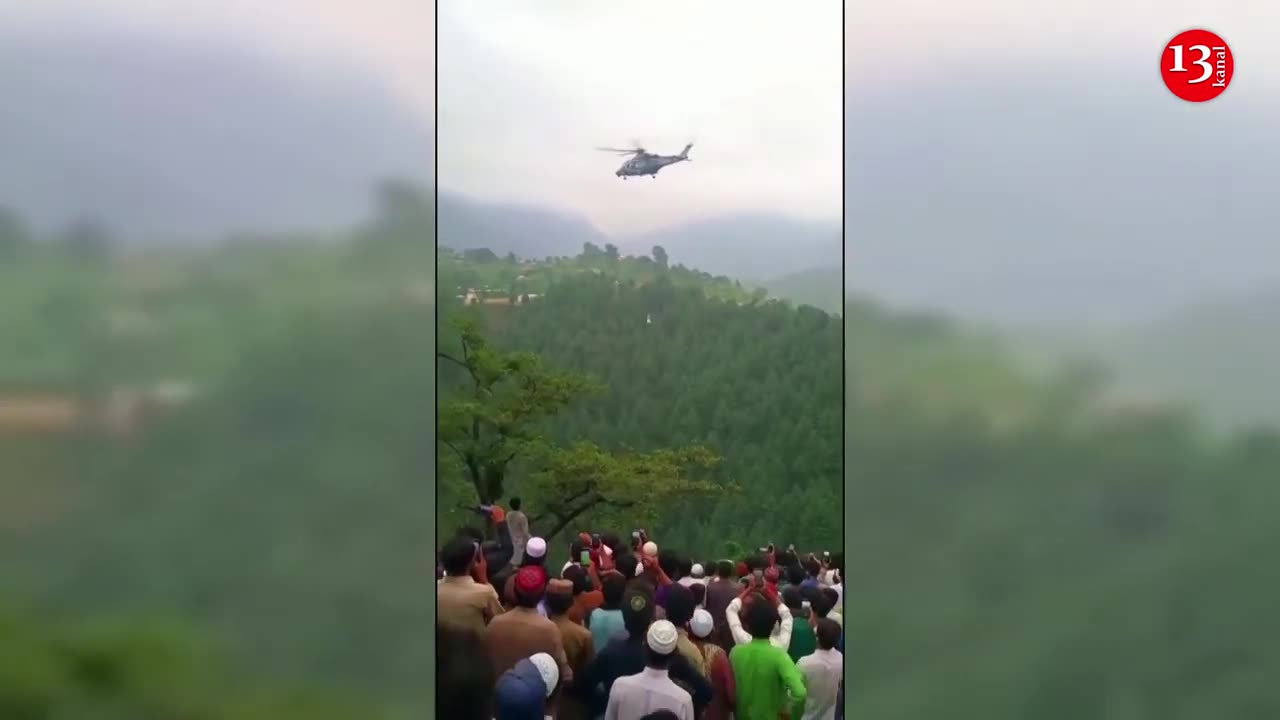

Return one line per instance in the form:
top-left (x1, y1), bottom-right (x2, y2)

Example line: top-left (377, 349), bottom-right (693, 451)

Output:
top-left (678, 563), bottom-right (707, 589)
top-left (725, 591), bottom-right (793, 651)
top-left (795, 618), bottom-right (844, 720)
top-left (604, 620), bottom-right (695, 720)
top-left (507, 497), bottom-right (530, 567)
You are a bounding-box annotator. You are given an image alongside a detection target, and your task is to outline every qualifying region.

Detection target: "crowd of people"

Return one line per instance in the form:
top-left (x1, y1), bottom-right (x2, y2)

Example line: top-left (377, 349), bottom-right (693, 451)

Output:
top-left (438, 498), bottom-right (845, 720)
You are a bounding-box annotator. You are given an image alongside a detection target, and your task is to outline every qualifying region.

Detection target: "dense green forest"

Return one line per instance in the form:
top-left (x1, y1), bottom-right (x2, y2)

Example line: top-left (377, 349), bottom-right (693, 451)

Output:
top-left (436, 263), bottom-right (842, 556)
top-left (4, 183), bottom-right (1280, 717)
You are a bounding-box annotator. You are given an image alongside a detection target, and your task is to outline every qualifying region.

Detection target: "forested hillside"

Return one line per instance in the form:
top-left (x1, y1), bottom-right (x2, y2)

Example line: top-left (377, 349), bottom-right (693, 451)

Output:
top-left (437, 262), bottom-right (842, 556)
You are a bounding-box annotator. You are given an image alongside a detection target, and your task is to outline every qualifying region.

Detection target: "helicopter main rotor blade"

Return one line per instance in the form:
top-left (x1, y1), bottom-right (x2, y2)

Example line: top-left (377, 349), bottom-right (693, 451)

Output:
top-left (596, 146), bottom-right (642, 154)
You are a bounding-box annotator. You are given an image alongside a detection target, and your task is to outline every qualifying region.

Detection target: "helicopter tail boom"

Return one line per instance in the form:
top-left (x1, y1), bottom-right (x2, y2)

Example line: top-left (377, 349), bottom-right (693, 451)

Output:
top-left (679, 143), bottom-right (693, 160)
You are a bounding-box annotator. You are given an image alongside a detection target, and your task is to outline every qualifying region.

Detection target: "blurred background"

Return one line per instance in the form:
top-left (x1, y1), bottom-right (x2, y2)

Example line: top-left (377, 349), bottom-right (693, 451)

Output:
top-left (1, 1), bottom-right (436, 717)
top-left (3, 0), bottom-right (1280, 717)
top-left (846, 1), bottom-right (1280, 718)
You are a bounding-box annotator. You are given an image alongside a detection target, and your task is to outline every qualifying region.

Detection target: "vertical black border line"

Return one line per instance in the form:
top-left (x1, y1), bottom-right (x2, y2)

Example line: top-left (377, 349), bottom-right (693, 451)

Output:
top-left (432, 0), bottom-right (441, 714)
top-left (840, 0), bottom-right (849, 711)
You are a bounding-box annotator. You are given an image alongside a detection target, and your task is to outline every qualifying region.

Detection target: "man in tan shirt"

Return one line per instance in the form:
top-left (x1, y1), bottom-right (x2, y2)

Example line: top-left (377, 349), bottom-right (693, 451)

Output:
top-left (437, 535), bottom-right (504, 634)
top-left (486, 566), bottom-right (573, 686)
top-left (547, 579), bottom-right (595, 720)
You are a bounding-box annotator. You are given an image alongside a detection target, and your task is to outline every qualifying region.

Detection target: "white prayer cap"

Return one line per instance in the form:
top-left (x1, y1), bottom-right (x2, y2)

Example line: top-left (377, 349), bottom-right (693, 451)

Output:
top-left (526, 537), bottom-right (547, 559)
top-left (646, 620), bottom-right (679, 655)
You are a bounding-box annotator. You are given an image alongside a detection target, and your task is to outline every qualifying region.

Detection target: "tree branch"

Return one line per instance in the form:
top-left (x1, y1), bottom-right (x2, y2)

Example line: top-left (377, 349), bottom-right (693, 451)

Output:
top-left (439, 438), bottom-right (467, 465)
top-left (531, 484), bottom-right (594, 525)
top-left (543, 501), bottom-right (597, 541)
top-left (541, 492), bottom-right (640, 541)
top-left (437, 352), bottom-right (469, 371)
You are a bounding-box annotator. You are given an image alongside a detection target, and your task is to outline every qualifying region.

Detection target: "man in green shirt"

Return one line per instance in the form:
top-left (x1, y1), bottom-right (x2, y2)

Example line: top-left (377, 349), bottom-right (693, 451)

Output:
top-left (782, 586), bottom-right (816, 663)
top-left (729, 592), bottom-right (808, 720)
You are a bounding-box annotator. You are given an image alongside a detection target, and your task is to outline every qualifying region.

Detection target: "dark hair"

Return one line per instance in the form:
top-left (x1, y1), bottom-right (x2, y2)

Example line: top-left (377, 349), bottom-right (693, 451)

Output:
top-left (442, 536), bottom-right (478, 576)
top-left (690, 583), bottom-right (706, 607)
top-left (509, 497), bottom-right (522, 511)
top-left (781, 585), bottom-right (804, 611)
top-left (821, 587), bottom-right (839, 610)
top-left (664, 584), bottom-right (696, 626)
top-left (716, 560), bottom-right (735, 579)
top-left (563, 565), bottom-right (590, 595)
top-left (640, 711), bottom-right (680, 720)
top-left (745, 553), bottom-right (766, 572)
top-left (742, 593), bottom-right (779, 639)
top-left (678, 557), bottom-right (693, 578)
top-left (615, 552), bottom-right (638, 578)
top-left (815, 617), bottom-right (841, 650)
top-left (622, 590), bottom-right (655, 637)
top-left (456, 526), bottom-right (484, 543)
top-left (658, 549), bottom-right (681, 579)
top-left (437, 622), bottom-right (496, 720)
top-left (810, 591), bottom-right (834, 618)
top-left (546, 591), bottom-right (574, 616)
top-left (804, 556), bottom-right (822, 578)
top-left (569, 539), bottom-right (587, 559)
top-left (601, 572), bottom-right (628, 609)
top-left (601, 532), bottom-right (622, 553)
top-left (645, 645), bottom-right (674, 669)
top-left (780, 549), bottom-right (798, 568)
top-left (786, 563), bottom-right (806, 586)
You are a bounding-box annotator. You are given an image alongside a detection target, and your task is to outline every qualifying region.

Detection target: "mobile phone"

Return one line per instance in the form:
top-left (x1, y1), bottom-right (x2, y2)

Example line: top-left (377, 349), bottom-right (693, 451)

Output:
top-left (580, 550), bottom-right (591, 565)
top-left (823, 551), bottom-right (830, 558)
top-left (591, 533), bottom-right (602, 548)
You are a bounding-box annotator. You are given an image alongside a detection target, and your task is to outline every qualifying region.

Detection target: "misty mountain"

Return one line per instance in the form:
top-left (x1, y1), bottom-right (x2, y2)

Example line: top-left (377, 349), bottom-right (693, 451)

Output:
top-left (1018, 288), bottom-right (1280, 431)
top-left (763, 267), bottom-right (843, 313)
top-left (0, 30), bottom-right (432, 242)
top-left (617, 214), bottom-right (841, 281)
top-left (438, 190), bottom-right (840, 281)
top-left (437, 191), bottom-right (608, 259)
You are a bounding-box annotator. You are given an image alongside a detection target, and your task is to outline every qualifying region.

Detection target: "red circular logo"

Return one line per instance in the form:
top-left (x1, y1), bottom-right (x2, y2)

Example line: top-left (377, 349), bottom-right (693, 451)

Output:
top-left (1161, 29), bottom-right (1233, 102)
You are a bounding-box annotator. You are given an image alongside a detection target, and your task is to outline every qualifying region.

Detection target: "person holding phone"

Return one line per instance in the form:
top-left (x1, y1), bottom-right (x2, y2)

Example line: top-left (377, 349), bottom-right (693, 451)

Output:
top-left (724, 574), bottom-right (792, 650)
top-left (437, 535), bottom-right (504, 634)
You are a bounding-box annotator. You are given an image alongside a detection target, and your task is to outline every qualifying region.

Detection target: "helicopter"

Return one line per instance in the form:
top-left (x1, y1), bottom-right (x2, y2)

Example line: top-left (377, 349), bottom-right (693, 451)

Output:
top-left (597, 142), bottom-right (693, 179)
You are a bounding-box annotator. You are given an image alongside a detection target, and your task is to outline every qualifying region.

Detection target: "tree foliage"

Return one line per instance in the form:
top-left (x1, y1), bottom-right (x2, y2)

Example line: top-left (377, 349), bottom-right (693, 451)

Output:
top-left (438, 318), bottom-right (731, 540)
top-left (437, 317), bottom-right (598, 505)
top-left (525, 440), bottom-right (727, 540)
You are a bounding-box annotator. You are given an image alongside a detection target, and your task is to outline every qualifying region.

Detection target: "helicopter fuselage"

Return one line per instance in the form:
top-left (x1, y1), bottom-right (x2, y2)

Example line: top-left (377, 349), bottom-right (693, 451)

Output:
top-left (615, 144), bottom-right (693, 178)
top-left (617, 155), bottom-right (684, 177)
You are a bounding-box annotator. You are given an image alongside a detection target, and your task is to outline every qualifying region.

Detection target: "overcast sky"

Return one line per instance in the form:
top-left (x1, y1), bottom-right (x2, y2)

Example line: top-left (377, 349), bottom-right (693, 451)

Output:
top-left (438, 2), bottom-right (843, 234)
top-left (7, 0), bottom-right (1280, 321)
top-left (1, 0), bottom-right (437, 120)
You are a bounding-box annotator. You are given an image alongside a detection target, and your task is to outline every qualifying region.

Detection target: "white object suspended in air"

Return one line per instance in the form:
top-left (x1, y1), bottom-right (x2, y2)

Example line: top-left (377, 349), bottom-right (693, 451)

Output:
top-left (646, 313), bottom-right (653, 325)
